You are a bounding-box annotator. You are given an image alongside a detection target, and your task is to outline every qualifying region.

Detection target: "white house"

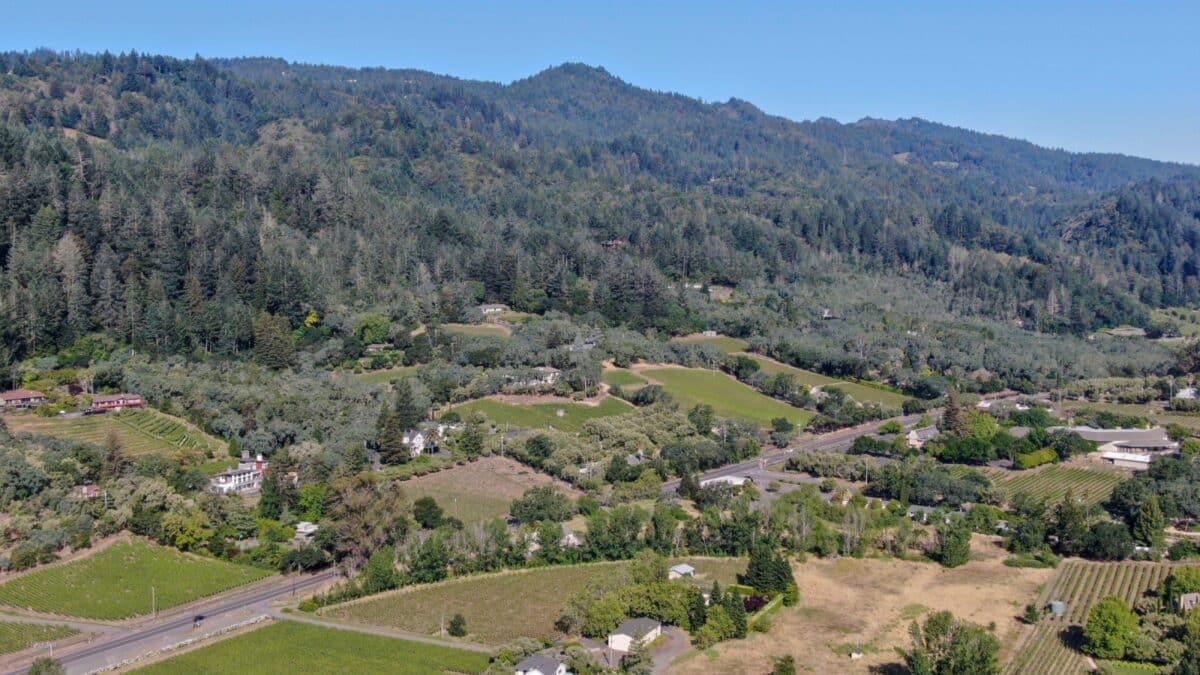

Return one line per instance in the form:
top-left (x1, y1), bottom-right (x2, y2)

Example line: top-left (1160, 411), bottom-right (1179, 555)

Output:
top-left (237, 452), bottom-right (269, 472)
top-left (607, 617), bottom-right (662, 652)
top-left (1176, 388), bottom-right (1198, 401)
top-left (699, 475), bottom-right (749, 488)
top-left (1100, 451), bottom-right (1152, 470)
top-left (906, 426), bottom-right (939, 449)
top-left (478, 303), bottom-right (509, 315)
top-left (294, 521), bottom-right (319, 543)
top-left (210, 468), bottom-right (262, 494)
top-left (668, 563), bottom-right (695, 580)
top-left (402, 430), bottom-right (427, 457)
top-left (514, 654), bottom-right (569, 675)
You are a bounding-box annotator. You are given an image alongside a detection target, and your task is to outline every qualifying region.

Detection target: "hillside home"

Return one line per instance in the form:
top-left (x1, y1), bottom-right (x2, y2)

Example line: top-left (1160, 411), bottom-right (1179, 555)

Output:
top-left (402, 430), bottom-right (427, 457)
top-left (238, 452), bottom-right (269, 472)
top-left (607, 618), bottom-right (662, 652)
top-left (0, 389), bottom-right (47, 409)
top-left (210, 468), bottom-right (263, 494)
top-left (514, 653), bottom-right (569, 675)
top-left (668, 563), bottom-right (695, 580)
top-left (478, 303), bottom-right (509, 315)
top-left (1100, 451), bottom-right (1152, 470)
top-left (92, 393), bottom-right (146, 411)
top-left (906, 426), bottom-right (939, 449)
top-left (294, 521), bottom-right (319, 543)
top-left (73, 484), bottom-right (102, 500)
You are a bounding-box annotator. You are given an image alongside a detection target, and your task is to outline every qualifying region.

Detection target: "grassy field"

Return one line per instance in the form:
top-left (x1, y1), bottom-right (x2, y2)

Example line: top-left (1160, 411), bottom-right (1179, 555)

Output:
top-left (3, 409), bottom-right (225, 458)
top-left (401, 456), bottom-right (579, 526)
top-left (639, 367), bottom-right (813, 427)
top-left (0, 621), bottom-right (78, 656)
top-left (744, 355), bottom-right (910, 408)
top-left (1004, 560), bottom-right (1176, 675)
top-left (669, 335), bottom-right (750, 353)
top-left (980, 465), bottom-right (1127, 507)
top-left (1153, 307), bottom-right (1200, 337)
top-left (452, 396), bottom-right (633, 432)
top-left (133, 620), bottom-right (489, 674)
top-left (602, 369), bottom-right (647, 389)
top-left (0, 540), bottom-right (271, 619)
top-left (326, 557), bottom-right (744, 646)
top-left (354, 366), bottom-right (418, 386)
top-left (1057, 399), bottom-right (1200, 433)
top-left (441, 323), bottom-right (511, 338)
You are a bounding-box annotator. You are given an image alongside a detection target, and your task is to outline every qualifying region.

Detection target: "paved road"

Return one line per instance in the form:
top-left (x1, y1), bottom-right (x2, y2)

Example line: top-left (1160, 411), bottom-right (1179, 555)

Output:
top-left (5, 571), bottom-right (340, 675)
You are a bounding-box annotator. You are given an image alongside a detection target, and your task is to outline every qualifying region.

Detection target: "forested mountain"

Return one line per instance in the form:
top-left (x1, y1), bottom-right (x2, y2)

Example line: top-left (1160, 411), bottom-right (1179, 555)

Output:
top-left (0, 49), bottom-right (1197, 387)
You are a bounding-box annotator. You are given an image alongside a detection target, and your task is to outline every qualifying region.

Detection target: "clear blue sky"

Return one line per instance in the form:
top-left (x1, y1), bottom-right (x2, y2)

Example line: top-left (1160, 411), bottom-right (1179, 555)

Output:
top-left (4, 0), bottom-right (1198, 164)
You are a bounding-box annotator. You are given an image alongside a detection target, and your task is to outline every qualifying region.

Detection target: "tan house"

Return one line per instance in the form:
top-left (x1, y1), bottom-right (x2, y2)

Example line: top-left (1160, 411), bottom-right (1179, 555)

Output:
top-left (607, 618), bottom-right (662, 652)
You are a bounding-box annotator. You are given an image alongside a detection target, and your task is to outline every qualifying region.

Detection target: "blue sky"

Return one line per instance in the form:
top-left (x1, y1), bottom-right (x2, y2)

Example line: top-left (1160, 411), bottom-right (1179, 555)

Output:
top-left (4, 1), bottom-right (1197, 164)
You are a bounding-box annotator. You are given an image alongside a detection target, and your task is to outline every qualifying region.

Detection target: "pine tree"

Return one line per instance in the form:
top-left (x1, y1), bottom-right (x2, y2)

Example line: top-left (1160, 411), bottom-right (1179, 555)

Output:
top-left (1132, 494), bottom-right (1165, 548)
top-left (392, 379), bottom-right (423, 431)
top-left (253, 312), bottom-right (294, 369)
top-left (375, 407), bottom-right (408, 465)
top-left (723, 591), bottom-right (748, 638)
top-left (258, 470), bottom-right (283, 519)
top-left (943, 391), bottom-right (969, 437)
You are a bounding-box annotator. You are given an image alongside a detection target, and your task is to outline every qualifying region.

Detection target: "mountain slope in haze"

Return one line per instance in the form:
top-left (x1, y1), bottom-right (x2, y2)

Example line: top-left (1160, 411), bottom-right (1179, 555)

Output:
top-left (0, 50), bottom-right (1194, 391)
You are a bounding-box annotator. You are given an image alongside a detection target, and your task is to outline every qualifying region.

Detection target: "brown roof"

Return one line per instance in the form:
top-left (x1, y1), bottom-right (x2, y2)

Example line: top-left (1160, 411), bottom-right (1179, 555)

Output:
top-left (1, 389), bottom-right (46, 401)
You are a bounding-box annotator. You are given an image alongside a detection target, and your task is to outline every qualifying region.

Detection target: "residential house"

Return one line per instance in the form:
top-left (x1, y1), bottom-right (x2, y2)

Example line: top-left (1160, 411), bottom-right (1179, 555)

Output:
top-left (514, 653), bottom-right (569, 675)
top-left (294, 521), bottom-right (319, 544)
top-left (606, 618), bottom-right (662, 652)
top-left (701, 330), bottom-right (718, 337)
top-left (92, 393), bottom-right (146, 411)
top-left (365, 343), bottom-right (391, 353)
top-left (906, 426), bottom-right (939, 450)
top-left (1176, 388), bottom-right (1198, 401)
top-left (478, 303), bottom-right (509, 315)
top-left (238, 452), bottom-right (269, 472)
top-left (73, 484), bottom-right (102, 500)
top-left (560, 527), bottom-right (583, 548)
top-left (0, 389), bottom-right (47, 409)
top-left (210, 468), bottom-right (263, 494)
top-left (1180, 592), bottom-right (1200, 612)
top-left (402, 430), bottom-right (427, 458)
top-left (668, 563), bottom-right (695, 580)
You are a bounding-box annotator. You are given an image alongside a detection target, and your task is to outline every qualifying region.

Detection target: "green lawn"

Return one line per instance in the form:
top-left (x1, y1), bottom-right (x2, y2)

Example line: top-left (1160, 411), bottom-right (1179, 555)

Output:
top-left (326, 557), bottom-right (743, 646)
top-left (0, 541), bottom-right (272, 619)
top-left (133, 620), bottom-right (489, 674)
top-left (355, 366), bottom-right (419, 386)
top-left (452, 396), bottom-right (633, 432)
top-left (602, 370), bottom-right (648, 388)
top-left (640, 367), bottom-right (813, 428)
top-left (1153, 307), bottom-right (1200, 337)
top-left (3, 409), bottom-right (226, 457)
top-left (0, 621), bottom-right (78, 656)
top-left (744, 355), bottom-right (910, 408)
top-left (670, 335), bottom-right (750, 353)
top-left (442, 323), bottom-right (511, 338)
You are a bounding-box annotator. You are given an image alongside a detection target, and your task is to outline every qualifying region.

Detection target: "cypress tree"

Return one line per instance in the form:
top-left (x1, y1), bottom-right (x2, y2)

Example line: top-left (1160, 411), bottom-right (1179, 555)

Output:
top-left (1132, 494), bottom-right (1165, 548)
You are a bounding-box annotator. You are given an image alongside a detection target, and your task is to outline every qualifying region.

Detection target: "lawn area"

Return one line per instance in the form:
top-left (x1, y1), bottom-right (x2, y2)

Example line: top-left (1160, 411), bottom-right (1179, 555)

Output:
top-left (400, 456), bottom-right (580, 526)
top-left (639, 367), bottom-right (813, 428)
top-left (0, 540), bottom-right (272, 619)
top-left (133, 620), bottom-right (489, 674)
top-left (452, 396), bottom-right (633, 432)
top-left (354, 366), bottom-right (418, 386)
top-left (602, 369), bottom-right (647, 388)
top-left (670, 335), bottom-right (749, 353)
top-left (3, 409), bottom-right (225, 457)
top-left (744, 355), bottom-right (910, 408)
top-left (442, 323), bottom-right (511, 338)
top-left (0, 621), bottom-right (78, 656)
top-left (326, 557), bottom-right (744, 646)
top-left (1153, 307), bottom-right (1200, 337)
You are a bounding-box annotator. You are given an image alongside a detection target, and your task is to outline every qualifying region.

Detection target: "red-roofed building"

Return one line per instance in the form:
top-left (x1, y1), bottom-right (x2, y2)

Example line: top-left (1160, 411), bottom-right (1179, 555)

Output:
top-left (0, 390), bottom-right (47, 409)
top-left (92, 393), bottom-right (145, 411)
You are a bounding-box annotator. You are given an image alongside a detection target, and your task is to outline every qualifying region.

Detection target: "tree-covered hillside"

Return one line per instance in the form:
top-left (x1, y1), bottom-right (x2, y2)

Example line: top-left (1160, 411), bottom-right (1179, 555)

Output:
top-left (0, 49), bottom-right (1196, 386)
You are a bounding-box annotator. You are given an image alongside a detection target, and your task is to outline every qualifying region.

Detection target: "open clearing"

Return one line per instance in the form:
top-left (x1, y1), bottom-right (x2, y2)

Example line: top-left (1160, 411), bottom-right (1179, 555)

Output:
top-left (0, 540), bottom-right (271, 620)
top-left (744, 354), bottom-right (911, 408)
top-left (637, 366), bottom-right (813, 427)
top-left (326, 557), bottom-right (744, 646)
top-left (354, 365), bottom-right (418, 386)
top-left (670, 334), bottom-right (750, 353)
top-left (1004, 560), bottom-right (1178, 675)
top-left (673, 536), bottom-right (1050, 675)
top-left (1057, 399), bottom-right (1200, 433)
top-left (452, 396), bottom-right (633, 432)
top-left (3, 409), bottom-right (225, 458)
top-left (400, 456), bottom-right (580, 525)
top-left (601, 369), bottom-right (647, 389)
top-left (0, 621), bottom-right (78, 656)
top-left (442, 323), bottom-right (511, 338)
top-left (132, 619), bottom-right (489, 674)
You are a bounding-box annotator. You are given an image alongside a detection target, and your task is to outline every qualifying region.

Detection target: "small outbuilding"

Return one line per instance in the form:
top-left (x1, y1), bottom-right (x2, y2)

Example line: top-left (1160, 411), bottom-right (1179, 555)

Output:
top-left (668, 563), bottom-right (696, 580)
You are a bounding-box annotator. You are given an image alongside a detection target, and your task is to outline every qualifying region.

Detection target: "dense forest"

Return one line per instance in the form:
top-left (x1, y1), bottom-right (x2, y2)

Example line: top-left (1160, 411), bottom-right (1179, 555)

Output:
top-left (0, 49), bottom-right (1197, 388)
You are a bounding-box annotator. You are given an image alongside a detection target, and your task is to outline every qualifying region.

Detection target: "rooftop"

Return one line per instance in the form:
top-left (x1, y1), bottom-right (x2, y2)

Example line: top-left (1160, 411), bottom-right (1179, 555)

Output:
top-left (515, 653), bottom-right (563, 673)
top-left (613, 617), bottom-right (660, 636)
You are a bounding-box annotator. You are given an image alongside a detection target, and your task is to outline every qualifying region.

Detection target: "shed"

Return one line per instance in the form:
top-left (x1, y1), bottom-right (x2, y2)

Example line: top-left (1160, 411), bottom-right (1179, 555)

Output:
top-left (668, 563), bottom-right (696, 580)
top-left (1180, 592), bottom-right (1200, 612)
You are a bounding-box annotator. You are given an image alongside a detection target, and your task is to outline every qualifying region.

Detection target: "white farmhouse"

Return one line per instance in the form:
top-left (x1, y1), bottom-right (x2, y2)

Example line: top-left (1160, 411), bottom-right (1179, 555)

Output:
top-left (606, 617), bottom-right (662, 652)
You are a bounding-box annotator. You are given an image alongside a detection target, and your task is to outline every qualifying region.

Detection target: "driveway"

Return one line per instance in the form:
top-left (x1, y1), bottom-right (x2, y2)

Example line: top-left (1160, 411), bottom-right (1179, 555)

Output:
top-left (650, 626), bottom-right (689, 675)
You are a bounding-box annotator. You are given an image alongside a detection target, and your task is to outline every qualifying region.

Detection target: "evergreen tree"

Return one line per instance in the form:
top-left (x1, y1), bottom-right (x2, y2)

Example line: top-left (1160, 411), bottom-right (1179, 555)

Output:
top-left (391, 378), bottom-right (424, 431)
top-left (942, 391), bottom-right (969, 437)
top-left (258, 470), bottom-right (283, 520)
top-left (375, 407), bottom-right (409, 465)
top-left (253, 312), bottom-right (294, 369)
top-left (935, 520), bottom-right (972, 568)
top-left (1132, 494), bottom-right (1165, 548)
top-left (722, 591), bottom-right (748, 639)
top-left (743, 544), bottom-right (795, 594)
top-left (448, 613), bottom-right (467, 637)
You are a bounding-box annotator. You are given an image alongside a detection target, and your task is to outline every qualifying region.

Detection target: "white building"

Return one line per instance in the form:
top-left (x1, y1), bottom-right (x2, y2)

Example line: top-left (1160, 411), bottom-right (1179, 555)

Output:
top-left (906, 426), bottom-right (939, 449)
top-left (668, 563), bottom-right (695, 580)
top-left (210, 468), bottom-right (262, 494)
top-left (1100, 451), bottom-right (1153, 470)
top-left (700, 475), bottom-right (749, 488)
top-left (402, 430), bottom-right (427, 457)
top-left (294, 521), bottom-right (319, 543)
top-left (478, 303), bottom-right (509, 315)
top-left (607, 617), bottom-right (662, 653)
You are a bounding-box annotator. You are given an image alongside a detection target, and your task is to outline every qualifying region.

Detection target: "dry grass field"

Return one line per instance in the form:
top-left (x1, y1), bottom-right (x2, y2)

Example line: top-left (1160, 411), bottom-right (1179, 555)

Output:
top-left (399, 456), bottom-right (581, 525)
top-left (672, 536), bottom-right (1052, 675)
top-left (325, 557), bottom-right (745, 646)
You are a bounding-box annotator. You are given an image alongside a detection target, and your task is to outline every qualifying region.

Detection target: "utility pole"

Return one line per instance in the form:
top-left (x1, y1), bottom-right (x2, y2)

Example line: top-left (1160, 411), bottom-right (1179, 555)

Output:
top-left (151, 586), bottom-right (156, 617)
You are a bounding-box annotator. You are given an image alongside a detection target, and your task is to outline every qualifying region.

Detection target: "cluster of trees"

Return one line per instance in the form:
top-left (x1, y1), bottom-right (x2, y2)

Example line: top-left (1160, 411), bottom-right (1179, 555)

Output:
top-left (1080, 568), bottom-right (1200, 669)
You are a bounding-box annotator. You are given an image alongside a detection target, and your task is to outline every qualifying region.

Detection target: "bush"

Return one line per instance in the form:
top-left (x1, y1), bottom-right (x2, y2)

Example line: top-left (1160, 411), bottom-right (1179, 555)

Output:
top-left (448, 612), bottom-right (467, 637)
top-left (1014, 448), bottom-right (1056, 469)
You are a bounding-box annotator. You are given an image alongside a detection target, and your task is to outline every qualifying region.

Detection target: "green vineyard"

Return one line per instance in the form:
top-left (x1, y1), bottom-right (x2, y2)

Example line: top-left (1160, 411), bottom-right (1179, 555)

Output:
top-left (1004, 560), bottom-right (1181, 674)
top-left (0, 621), bottom-right (78, 656)
top-left (983, 465), bottom-right (1127, 507)
top-left (3, 409), bottom-right (224, 458)
top-left (113, 410), bottom-right (224, 455)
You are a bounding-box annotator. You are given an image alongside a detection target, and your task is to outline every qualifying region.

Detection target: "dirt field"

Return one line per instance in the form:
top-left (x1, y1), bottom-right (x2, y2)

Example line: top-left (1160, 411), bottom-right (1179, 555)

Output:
top-left (672, 536), bottom-right (1051, 674)
top-left (400, 456), bottom-right (581, 525)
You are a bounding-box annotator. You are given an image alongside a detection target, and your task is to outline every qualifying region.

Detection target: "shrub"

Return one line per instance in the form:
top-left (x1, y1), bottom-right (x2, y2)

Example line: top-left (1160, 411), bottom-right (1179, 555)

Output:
top-left (448, 613), bottom-right (467, 637)
top-left (1014, 448), bottom-right (1056, 469)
